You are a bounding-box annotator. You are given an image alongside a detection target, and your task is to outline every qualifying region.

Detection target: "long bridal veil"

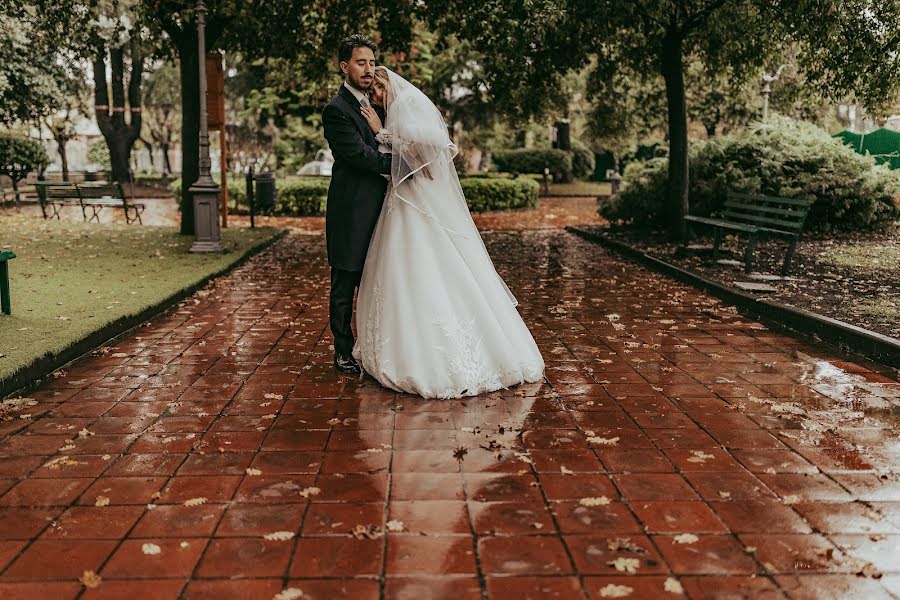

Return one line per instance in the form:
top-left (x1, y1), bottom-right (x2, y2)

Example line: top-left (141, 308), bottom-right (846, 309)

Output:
top-left (381, 67), bottom-right (519, 306)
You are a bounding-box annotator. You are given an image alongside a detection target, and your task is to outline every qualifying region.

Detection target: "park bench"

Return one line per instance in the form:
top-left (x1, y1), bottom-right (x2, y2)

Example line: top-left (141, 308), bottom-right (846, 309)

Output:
top-left (684, 191), bottom-right (813, 275)
top-left (77, 181), bottom-right (145, 224)
top-left (34, 182), bottom-right (84, 220)
top-left (1, 184), bottom-right (37, 209)
top-left (0, 250), bottom-right (13, 315)
top-left (34, 181), bottom-right (145, 224)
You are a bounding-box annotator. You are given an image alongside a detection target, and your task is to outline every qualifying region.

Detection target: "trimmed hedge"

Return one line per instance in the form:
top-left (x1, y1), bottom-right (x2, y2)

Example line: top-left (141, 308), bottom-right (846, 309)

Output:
top-left (571, 140), bottom-right (596, 180)
top-left (461, 177), bottom-right (539, 212)
top-left (171, 175), bottom-right (538, 215)
top-left (603, 118), bottom-right (900, 232)
top-left (170, 176), bottom-right (330, 216)
top-left (491, 149), bottom-right (572, 182)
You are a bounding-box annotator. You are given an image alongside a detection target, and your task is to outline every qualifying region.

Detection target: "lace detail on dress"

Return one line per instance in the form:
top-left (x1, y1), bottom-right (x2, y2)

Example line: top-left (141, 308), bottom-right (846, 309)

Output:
top-left (355, 280), bottom-right (390, 372)
top-left (433, 313), bottom-right (503, 399)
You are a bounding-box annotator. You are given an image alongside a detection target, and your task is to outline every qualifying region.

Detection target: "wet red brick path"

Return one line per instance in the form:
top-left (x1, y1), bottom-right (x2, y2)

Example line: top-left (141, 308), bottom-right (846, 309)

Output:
top-left (1, 229), bottom-right (899, 599)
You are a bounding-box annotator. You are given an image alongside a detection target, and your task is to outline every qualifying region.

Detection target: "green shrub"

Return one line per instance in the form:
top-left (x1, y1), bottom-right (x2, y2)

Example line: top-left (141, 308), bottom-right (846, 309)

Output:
top-left (460, 177), bottom-right (539, 212)
top-left (600, 157), bottom-right (669, 226)
top-left (170, 175), bottom-right (537, 215)
top-left (491, 149), bottom-right (572, 182)
top-left (571, 140), bottom-right (596, 180)
top-left (0, 133), bottom-right (49, 186)
top-left (169, 176), bottom-right (249, 207)
top-left (604, 117), bottom-right (900, 232)
top-left (275, 177), bottom-right (330, 215)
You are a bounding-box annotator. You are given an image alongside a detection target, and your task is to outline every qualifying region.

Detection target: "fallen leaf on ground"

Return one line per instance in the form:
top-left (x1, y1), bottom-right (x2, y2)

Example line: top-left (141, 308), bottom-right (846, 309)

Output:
top-left (673, 533), bottom-right (699, 544)
top-left (183, 497), bottom-right (208, 506)
top-left (263, 531), bottom-right (295, 541)
top-left (607, 538), bottom-right (648, 553)
top-left (782, 495), bottom-right (801, 505)
top-left (299, 487), bottom-right (321, 498)
top-left (663, 577), bottom-right (684, 594)
top-left (607, 557), bottom-right (640, 573)
top-left (580, 496), bottom-right (611, 506)
top-left (560, 465), bottom-right (574, 475)
top-left (453, 446), bottom-right (468, 461)
top-left (141, 543), bottom-right (161, 555)
top-left (273, 589), bottom-right (305, 600)
top-left (587, 436), bottom-right (619, 446)
top-left (43, 456), bottom-right (84, 470)
top-left (351, 524), bottom-right (384, 539)
top-left (599, 583), bottom-right (633, 597)
top-left (245, 468), bottom-right (262, 476)
top-left (94, 496), bottom-right (110, 507)
top-left (687, 450), bottom-right (715, 463)
top-left (79, 570), bottom-right (102, 588)
top-left (385, 520), bottom-right (405, 532)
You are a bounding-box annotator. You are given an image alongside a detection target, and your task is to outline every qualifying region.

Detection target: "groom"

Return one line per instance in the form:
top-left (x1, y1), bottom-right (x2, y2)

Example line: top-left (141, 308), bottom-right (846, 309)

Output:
top-left (322, 34), bottom-right (392, 375)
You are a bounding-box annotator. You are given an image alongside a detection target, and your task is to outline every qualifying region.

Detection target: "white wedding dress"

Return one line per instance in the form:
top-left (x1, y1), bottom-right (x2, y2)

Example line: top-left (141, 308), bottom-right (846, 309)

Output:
top-left (352, 68), bottom-right (544, 399)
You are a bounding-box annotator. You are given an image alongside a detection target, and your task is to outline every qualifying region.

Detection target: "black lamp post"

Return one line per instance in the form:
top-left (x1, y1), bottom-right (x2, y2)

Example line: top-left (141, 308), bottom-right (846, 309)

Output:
top-left (189, 0), bottom-right (223, 253)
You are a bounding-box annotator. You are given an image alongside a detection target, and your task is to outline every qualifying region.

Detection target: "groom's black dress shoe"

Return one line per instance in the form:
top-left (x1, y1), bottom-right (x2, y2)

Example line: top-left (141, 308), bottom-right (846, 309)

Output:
top-left (334, 354), bottom-right (361, 375)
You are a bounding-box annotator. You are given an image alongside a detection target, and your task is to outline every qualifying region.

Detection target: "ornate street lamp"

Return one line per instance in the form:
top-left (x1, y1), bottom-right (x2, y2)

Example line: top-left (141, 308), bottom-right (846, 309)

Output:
top-left (761, 64), bottom-right (788, 123)
top-left (189, 0), bottom-right (223, 253)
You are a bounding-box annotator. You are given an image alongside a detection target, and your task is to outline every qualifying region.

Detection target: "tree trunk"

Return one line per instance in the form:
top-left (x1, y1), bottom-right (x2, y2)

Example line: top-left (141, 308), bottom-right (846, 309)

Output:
top-left (178, 33), bottom-right (201, 235)
top-left (162, 142), bottom-right (172, 176)
top-left (93, 44), bottom-right (144, 185)
top-left (660, 30), bottom-right (690, 241)
top-left (58, 139), bottom-right (69, 182)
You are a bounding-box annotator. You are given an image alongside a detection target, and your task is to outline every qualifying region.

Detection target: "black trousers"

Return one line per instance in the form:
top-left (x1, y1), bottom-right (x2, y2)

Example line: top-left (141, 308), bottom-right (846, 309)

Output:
top-left (329, 267), bottom-right (362, 357)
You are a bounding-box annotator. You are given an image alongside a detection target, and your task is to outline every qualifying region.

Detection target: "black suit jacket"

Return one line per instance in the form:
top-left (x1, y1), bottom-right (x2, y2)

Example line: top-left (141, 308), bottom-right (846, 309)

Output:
top-left (322, 85), bottom-right (392, 272)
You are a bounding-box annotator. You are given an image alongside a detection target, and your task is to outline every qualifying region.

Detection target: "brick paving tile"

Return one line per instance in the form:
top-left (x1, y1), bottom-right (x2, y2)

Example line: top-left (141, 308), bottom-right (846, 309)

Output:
top-left (0, 228), bottom-right (897, 598)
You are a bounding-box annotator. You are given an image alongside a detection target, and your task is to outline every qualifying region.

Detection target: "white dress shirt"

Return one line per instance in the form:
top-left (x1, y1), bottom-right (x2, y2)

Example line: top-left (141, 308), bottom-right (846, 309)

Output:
top-left (343, 82), bottom-right (370, 107)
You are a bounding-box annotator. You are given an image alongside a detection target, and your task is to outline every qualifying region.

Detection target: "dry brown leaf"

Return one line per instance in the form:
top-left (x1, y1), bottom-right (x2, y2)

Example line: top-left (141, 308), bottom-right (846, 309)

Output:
top-left (298, 487), bottom-right (321, 498)
top-left (673, 533), bottom-right (699, 545)
top-left (607, 557), bottom-right (640, 573)
top-left (263, 531), bottom-right (295, 541)
top-left (183, 497), bottom-right (208, 506)
top-left (579, 496), bottom-right (611, 506)
top-left (587, 436), bottom-right (619, 446)
top-left (141, 543), bottom-right (161, 555)
top-left (385, 520), bottom-right (405, 532)
top-left (94, 496), bottom-right (110, 507)
top-left (79, 570), bottom-right (102, 589)
top-left (687, 450), bottom-right (715, 463)
top-left (351, 524), bottom-right (385, 539)
top-left (599, 583), bottom-right (633, 597)
top-left (273, 589), bottom-right (305, 600)
top-left (246, 468), bottom-right (262, 476)
top-left (663, 577), bottom-right (684, 594)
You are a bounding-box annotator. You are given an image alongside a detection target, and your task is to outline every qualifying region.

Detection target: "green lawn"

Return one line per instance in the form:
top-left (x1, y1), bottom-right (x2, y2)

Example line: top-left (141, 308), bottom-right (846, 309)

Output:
top-left (0, 214), bottom-right (281, 385)
top-left (519, 175), bottom-right (612, 197)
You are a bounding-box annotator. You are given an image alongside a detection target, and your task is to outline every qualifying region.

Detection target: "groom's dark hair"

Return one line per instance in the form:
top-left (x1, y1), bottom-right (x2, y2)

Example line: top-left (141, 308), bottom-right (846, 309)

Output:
top-left (339, 34), bottom-right (378, 63)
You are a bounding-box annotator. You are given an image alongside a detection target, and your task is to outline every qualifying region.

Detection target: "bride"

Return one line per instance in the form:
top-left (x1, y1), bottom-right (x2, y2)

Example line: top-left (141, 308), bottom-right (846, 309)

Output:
top-left (351, 66), bottom-right (545, 399)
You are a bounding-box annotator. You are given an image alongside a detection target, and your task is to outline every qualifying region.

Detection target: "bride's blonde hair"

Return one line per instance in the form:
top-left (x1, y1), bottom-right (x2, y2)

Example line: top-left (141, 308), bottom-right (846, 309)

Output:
top-left (371, 67), bottom-right (391, 103)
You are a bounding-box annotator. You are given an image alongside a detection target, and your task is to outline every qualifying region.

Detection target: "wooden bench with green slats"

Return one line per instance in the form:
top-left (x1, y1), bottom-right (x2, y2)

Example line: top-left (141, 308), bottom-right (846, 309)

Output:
top-left (0, 250), bottom-right (14, 315)
top-left (34, 182), bottom-right (84, 220)
top-left (77, 181), bottom-right (145, 224)
top-left (684, 191), bottom-right (813, 275)
top-left (1, 184), bottom-right (37, 209)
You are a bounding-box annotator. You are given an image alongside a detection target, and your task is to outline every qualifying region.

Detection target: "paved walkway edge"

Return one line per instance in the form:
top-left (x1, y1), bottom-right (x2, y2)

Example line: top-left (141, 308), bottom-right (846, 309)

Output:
top-left (567, 226), bottom-right (900, 370)
top-left (0, 229), bottom-right (288, 399)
